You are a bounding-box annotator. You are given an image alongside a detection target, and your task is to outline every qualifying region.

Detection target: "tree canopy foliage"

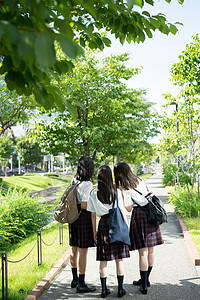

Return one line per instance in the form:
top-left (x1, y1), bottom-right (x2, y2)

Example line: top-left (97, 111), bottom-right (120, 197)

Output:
top-left (31, 52), bottom-right (158, 163)
top-left (0, 0), bottom-right (184, 111)
top-left (0, 80), bottom-right (35, 137)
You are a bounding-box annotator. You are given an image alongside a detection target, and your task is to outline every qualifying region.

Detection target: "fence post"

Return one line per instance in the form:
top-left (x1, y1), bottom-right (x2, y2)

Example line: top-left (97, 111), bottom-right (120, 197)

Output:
top-left (37, 230), bottom-right (42, 266)
top-left (2, 252), bottom-right (8, 300)
top-left (59, 223), bottom-right (63, 245)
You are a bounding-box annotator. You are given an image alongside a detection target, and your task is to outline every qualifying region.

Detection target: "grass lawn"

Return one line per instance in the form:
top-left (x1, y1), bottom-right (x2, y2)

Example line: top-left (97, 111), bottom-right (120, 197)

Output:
top-left (0, 222), bottom-right (70, 300)
top-left (0, 174), bottom-right (73, 191)
top-left (182, 217), bottom-right (200, 255)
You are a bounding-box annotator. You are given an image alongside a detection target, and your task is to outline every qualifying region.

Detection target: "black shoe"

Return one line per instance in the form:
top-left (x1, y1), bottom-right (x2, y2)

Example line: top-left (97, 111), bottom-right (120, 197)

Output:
top-left (133, 279), bottom-right (150, 287)
top-left (71, 280), bottom-right (78, 288)
top-left (139, 286), bottom-right (147, 295)
top-left (101, 289), bottom-right (111, 298)
top-left (118, 289), bottom-right (126, 298)
top-left (76, 285), bottom-right (96, 293)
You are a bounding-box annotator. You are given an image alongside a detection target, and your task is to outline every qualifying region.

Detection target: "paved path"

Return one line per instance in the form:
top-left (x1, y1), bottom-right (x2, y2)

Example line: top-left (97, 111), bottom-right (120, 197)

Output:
top-left (39, 174), bottom-right (200, 300)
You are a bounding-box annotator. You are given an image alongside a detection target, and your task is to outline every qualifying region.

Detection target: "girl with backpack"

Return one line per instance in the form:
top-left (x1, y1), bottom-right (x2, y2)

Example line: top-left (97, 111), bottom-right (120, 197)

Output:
top-left (69, 155), bottom-right (96, 293)
top-left (87, 165), bottom-right (130, 298)
top-left (114, 161), bottom-right (164, 295)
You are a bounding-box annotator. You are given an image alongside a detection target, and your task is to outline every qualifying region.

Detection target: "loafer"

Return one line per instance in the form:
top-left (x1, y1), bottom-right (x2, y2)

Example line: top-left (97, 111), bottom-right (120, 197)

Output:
top-left (101, 288), bottom-right (111, 298)
top-left (71, 280), bottom-right (78, 288)
top-left (139, 286), bottom-right (147, 295)
top-left (76, 285), bottom-right (96, 293)
top-left (117, 289), bottom-right (126, 298)
top-left (133, 279), bottom-right (150, 287)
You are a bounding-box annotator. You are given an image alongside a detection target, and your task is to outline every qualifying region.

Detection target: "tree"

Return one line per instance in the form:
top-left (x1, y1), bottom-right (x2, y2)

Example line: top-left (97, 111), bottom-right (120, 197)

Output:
top-left (0, 80), bottom-right (36, 137)
top-left (0, 0), bottom-right (184, 111)
top-left (159, 93), bottom-right (200, 194)
top-left (0, 135), bottom-right (14, 171)
top-left (31, 52), bottom-right (158, 163)
top-left (16, 136), bottom-right (43, 169)
top-left (171, 34), bottom-right (200, 97)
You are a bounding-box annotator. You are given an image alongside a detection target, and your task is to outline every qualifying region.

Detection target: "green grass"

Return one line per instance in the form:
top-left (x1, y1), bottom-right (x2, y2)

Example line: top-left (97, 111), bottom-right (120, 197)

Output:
top-left (140, 173), bottom-right (153, 180)
top-left (0, 174), bottom-right (73, 191)
top-left (0, 222), bottom-right (70, 300)
top-left (182, 217), bottom-right (200, 255)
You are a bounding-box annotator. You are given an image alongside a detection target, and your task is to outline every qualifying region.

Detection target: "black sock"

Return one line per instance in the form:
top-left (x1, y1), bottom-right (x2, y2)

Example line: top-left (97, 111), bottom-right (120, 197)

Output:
top-left (71, 268), bottom-right (78, 281)
top-left (100, 277), bottom-right (107, 292)
top-left (140, 271), bottom-right (148, 289)
top-left (78, 274), bottom-right (85, 287)
top-left (117, 275), bottom-right (124, 292)
top-left (147, 266), bottom-right (153, 281)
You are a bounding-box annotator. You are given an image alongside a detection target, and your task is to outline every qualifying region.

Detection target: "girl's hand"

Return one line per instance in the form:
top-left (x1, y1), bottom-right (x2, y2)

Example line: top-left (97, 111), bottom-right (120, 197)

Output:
top-left (94, 231), bottom-right (97, 243)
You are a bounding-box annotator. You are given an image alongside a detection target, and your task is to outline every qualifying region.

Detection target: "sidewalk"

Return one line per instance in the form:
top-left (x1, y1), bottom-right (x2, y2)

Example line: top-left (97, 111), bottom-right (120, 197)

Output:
top-left (38, 174), bottom-right (200, 300)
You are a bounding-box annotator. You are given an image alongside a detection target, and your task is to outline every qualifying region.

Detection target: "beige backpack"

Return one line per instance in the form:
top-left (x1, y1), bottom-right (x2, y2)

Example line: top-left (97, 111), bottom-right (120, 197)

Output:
top-left (54, 181), bottom-right (81, 224)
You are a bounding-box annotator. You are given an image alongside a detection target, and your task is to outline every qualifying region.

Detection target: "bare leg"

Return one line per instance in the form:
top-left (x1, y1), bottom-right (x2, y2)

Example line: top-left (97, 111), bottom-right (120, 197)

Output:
top-left (148, 247), bottom-right (154, 267)
top-left (138, 248), bottom-right (148, 271)
top-left (70, 246), bottom-right (78, 268)
top-left (99, 261), bottom-right (107, 278)
top-left (115, 259), bottom-right (124, 276)
top-left (78, 248), bottom-right (88, 274)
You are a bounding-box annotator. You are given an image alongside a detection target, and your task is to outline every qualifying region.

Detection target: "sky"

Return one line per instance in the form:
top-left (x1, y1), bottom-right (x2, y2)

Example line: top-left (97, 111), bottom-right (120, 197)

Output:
top-left (98, 0), bottom-right (200, 114)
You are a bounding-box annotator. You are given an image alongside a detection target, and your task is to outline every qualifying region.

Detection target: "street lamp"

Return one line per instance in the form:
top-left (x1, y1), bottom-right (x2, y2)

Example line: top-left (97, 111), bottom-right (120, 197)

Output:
top-left (169, 102), bottom-right (179, 185)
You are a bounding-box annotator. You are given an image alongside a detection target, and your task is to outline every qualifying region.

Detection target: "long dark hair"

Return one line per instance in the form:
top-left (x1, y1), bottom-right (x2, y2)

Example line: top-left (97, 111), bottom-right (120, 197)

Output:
top-left (114, 161), bottom-right (141, 190)
top-left (97, 165), bottom-right (116, 204)
top-left (75, 155), bottom-right (94, 181)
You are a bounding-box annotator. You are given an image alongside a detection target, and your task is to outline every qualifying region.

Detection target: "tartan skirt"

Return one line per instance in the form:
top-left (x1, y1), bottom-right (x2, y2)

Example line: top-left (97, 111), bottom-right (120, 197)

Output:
top-left (129, 206), bottom-right (164, 250)
top-left (69, 209), bottom-right (95, 248)
top-left (97, 214), bottom-right (130, 261)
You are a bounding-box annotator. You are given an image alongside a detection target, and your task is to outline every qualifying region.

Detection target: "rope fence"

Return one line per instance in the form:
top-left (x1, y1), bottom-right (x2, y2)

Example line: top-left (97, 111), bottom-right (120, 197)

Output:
top-left (1, 223), bottom-right (66, 300)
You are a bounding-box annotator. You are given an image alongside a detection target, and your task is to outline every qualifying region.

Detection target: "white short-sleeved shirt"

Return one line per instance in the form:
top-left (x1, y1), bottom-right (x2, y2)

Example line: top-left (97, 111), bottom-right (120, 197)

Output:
top-left (73, 178), bottom-right (93, 204)
top-left (87, 188), bottom-right (124, 217)
top-left (123, 179), bottom-right (149, 207)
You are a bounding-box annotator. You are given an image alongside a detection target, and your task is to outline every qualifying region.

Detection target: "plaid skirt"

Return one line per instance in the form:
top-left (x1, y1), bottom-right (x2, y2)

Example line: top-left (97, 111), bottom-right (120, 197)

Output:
top-left (69, 209), bottom-right (95, 248)
top-left (129, 206), bottom-right (164, 250)
top-left (97, 214), bottom-right (130, 261)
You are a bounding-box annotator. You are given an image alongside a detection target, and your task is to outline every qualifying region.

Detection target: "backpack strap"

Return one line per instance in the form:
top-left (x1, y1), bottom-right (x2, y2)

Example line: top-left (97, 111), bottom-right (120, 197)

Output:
top-left (112, 189), bottom-right (118, 209)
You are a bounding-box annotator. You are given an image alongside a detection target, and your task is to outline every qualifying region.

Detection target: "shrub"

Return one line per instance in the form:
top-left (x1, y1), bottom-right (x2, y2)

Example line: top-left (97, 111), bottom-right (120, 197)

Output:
top-left (162, 164), bottom-right (177, 186)
top-left (0, 189), bottom-right (50, 251)
top-left (44, 173), bottom-right (59, 177)
top-left (169, 186), bottom-right (200, 217)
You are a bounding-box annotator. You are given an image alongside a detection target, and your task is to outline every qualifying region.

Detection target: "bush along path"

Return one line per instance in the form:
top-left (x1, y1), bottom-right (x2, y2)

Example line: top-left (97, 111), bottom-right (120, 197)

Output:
top-left (38, 174), bottom-right (200, 300)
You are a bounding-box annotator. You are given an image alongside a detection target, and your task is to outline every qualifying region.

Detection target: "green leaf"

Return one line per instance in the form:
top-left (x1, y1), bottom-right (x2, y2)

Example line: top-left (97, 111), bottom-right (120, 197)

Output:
top-left (169, 24), bottom-right (178, 35)
top-left (145, 0), bottom-right (154, 5)
top-left (178, 0), bottom-right (184, 4)
top-left (58, 34), bottom-right (84, 59)
top-left (102, 37), bottom-right (111, 47)
top-left (144, 28), bottom-right (153, 38)
top-left (150, 18), bottom-right (160, 28)
top-left (142, 11), bottom-right (150, 17)
top-left (127, 0), bottom-right (144, 9)
top-left (138, 29), bottom-right (145, 42)
top-left (35, 33), bottom-right (56, 67)
top-left (63, 99), bottom-right (77, 119)
top-left (17, 32), bottom-right (35, 65)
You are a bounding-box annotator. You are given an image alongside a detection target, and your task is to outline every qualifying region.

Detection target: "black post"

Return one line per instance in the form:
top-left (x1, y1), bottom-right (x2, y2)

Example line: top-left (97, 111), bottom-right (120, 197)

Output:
top-left (37, 230), bottom-right (42, 266)
top-left (59, 223), bottom-right (63, 245)
top-left (176, 103), bottom-right (179, 185)
top-left (2, 252), bottom-right (8, 300)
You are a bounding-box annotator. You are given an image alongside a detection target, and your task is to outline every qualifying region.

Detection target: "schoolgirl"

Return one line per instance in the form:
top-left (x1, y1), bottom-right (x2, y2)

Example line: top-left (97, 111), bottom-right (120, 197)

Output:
top-left (87, 165), bottom-right (130, 298)
top-left (69, 155), bottom-right (96, 293)
top-left (114, 162), bottom-right (164, 295)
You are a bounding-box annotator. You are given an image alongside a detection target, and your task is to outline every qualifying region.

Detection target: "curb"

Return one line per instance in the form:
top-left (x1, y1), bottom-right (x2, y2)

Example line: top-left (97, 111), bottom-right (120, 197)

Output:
top-left (164, 185), bottom-right (200, 266)
top-left (176, 214), bottom-right (200, 266)
top-left (25, 248), bottom-right (71, 300)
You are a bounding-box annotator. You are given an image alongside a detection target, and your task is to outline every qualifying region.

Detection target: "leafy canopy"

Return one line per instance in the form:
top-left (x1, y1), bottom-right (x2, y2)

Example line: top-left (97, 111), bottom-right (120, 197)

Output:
top-left (0, 0), bottom-right (184, 111)
top-left (31, 52), bottom-right (158, 163)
